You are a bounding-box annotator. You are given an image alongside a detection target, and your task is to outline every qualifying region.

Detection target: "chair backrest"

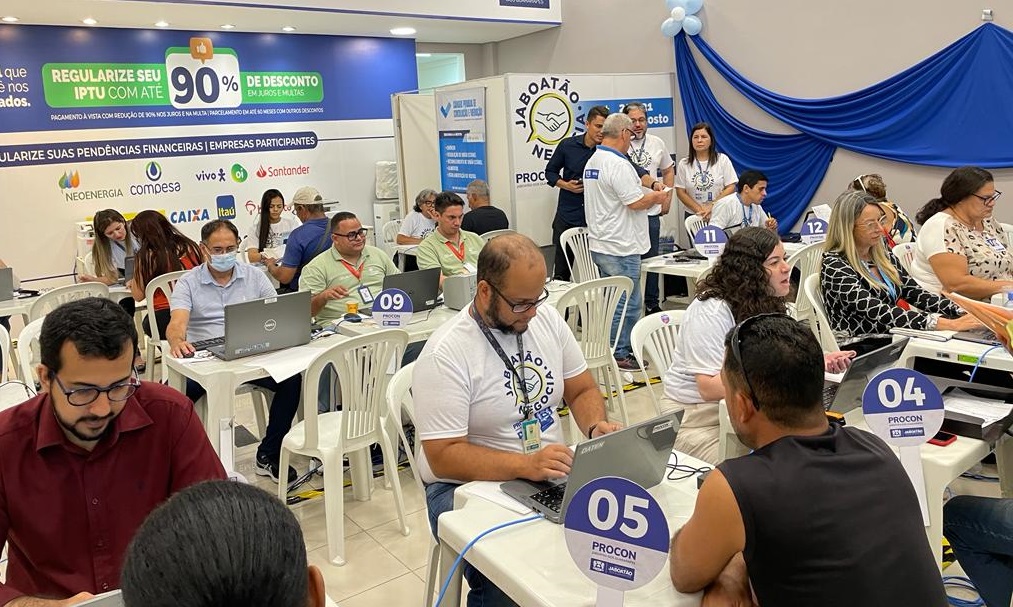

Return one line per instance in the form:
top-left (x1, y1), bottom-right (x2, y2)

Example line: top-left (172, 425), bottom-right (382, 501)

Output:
top-left (144, 270), bottom-right (189, 342)
top-left (1000, 222), bottom-right (1013, 247)
top-left (17, 318), bottom-right (45, 387)
top-left (554, 276), bottom-right (632, 360)
top-left (559, 227), bottom-right (600, 283)
top-left (385, 362), bottom-right (422, 492)
top-left (381, 220), bottom-right (402, 250)
top-left (684, 215), bottom-right (707, 241)
top-left (0, 325), bottom-right (9, 383)
top-left (786, 242), bottom-right (825, 320)
top-left (630, 311), bottom-right (685, 415)
top-left (28, 283), bottom-right (110, 322)
top-left (300, 329), bottom-right (409, 451)
top-left (480, 228), bottom-right (515, 242)
top-left (804, 273), bottom-right (840, 352)
top-left (891, 242), bottom-right (916, 273)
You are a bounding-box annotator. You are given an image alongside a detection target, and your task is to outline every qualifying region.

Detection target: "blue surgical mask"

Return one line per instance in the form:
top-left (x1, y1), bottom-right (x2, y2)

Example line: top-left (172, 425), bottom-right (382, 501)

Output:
top-left (209, 252), bottom-right (237, 272)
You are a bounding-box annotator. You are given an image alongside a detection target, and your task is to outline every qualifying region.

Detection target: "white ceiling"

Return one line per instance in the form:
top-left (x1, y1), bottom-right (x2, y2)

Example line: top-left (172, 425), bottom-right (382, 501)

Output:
top-left (0, 0), bottom-right (558, 43)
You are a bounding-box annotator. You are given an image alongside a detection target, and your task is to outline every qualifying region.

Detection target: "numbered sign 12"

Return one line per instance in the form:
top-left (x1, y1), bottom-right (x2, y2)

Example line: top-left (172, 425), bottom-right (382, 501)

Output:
top-left (693, 226), bottom-right (727, 258)
top-left (563, 477), bottom-right (670, 597)
top-left (372, 288), bottom-right (413, 328)
top-left (861, 368), bottom-right (944, 447)
top-left (800, 218), bottom-right (829, 245)
top-left (165, 38), bottom-right (242, 110)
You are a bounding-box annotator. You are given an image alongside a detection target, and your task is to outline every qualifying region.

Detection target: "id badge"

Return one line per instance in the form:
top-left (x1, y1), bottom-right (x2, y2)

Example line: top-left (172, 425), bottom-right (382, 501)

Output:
top-left (521, 417), bottom-right (541, 454)
top-left (463, 262), bottom-right (477, 273)
top-left (358, 285), bottom-right (374, 303)
top-left (985, 236), bottom-right (1006, 253)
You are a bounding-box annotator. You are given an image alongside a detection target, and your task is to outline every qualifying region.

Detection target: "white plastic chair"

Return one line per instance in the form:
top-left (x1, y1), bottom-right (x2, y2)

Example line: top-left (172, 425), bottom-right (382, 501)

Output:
top-left (1001, 222), bottom-right (1013, 248)
top-left (560, 227), bottom-right (600, 283)
top-left (0, 325), bottom-right (9, 383)
top-left (480, 228), bottom-right (515, 242)
top-left (28, 283), bottom-right (109, 322)
top-left (278, 329), bottom-right (411, 566)
top-left (143, 271), bottom-right (187, 383)
top-left (786, 241), bottom-right (825, 324)
top-left (630, 310), bottom-right (685, 416)
top-left (382, 220), bottom-right (402, 254)
top-left (555, 277), bottom-right (633, 427)
top-left (0, 325), bottom-right (29, 411)
top-left (804, 274), bottom-right (840, 352)
top-left (684, 215), bottom-right (707, 241)
top-left (892, 242), bottom-right (916, 273)
top-left (16, 318), bottom-right (44, 390)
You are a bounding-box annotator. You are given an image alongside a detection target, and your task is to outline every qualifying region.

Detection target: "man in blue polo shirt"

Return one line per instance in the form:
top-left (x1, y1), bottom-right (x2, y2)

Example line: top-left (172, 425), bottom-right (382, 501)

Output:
top-left (265, 186), bottom-right (333, 292)
top-left (166, 219), bottom-right (301, 484)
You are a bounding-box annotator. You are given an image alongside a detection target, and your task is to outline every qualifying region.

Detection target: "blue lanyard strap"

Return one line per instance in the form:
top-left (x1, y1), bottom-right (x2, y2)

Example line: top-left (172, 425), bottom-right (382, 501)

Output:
top-left (469, 304), bottom-right (532, 417)
top-left (863, 261), bottom-right (898, 301)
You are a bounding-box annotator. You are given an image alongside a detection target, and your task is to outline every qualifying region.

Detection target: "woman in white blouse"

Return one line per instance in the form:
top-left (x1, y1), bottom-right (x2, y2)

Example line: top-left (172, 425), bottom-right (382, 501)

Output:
top-left (246, 189), bottom-right (301, 263)
top-left (910, 166), bottom-right (1013, 299)
top-left (674, 122), bottom-right (737, 220)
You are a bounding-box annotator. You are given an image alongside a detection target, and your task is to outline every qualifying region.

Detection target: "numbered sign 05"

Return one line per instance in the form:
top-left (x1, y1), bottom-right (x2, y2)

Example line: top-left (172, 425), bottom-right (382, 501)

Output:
top-left (800, 218), bottom-right (828, 245)
top-left (371, 288), bottom-right (413, 328)
top-left (861, 368), bottom-right (944, 447)
top-left (165, 40), bottom-right (242, 110)
top-left (563, 477), bottom-right (670, 592)
top-left (693, 225), bottom-right (727, 258)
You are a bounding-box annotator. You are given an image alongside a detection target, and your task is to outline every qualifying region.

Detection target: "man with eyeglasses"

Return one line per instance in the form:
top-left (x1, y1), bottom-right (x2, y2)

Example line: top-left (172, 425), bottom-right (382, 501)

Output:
top-left (583, 112), bottom-right (672, 370)
top-left (414, 233), bottom-right (620, 607)
top-left (415, 191), bottom-right (486, 284)
top-left (166, 219), bottom-right (302, 485)
top-left (299, 211), bottom-right (397, 324)
top-left (0, 297), bottom-right (224, 606)
top-left (265, 186), bottom-right (334, 292)
top-left (669, 314), bottom-right (945, 607)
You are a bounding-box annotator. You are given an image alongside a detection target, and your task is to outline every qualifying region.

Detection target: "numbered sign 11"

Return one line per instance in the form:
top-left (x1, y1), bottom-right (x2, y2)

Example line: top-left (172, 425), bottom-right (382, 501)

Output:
top-left (800, 218), bottom-right (829, 245)
top-left (372, 288), bottom-right (413, 328)
top-left (564, 477), bottom-right (670, 606)
top-left (861, 368), bottom-right (944, 525)
top-left (165, 38), bottom-right (242, 110)
top-left (693, 225), bottom-right (727, 258)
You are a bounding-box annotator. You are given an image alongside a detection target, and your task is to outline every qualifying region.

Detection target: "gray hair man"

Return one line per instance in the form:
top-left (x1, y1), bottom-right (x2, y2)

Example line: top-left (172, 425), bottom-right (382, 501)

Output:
top-left (462, 179), bottom-right (509, 235)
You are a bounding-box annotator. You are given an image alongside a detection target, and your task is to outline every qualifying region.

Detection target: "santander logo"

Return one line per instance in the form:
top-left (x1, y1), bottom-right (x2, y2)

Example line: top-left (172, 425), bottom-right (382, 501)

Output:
top-left (256, 164), bottom-right (310, 179)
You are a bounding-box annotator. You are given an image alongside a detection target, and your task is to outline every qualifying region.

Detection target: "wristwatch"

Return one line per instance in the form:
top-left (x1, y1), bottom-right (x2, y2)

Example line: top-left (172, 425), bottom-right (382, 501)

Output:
top-left (587, 422), bottom-right (598, 439)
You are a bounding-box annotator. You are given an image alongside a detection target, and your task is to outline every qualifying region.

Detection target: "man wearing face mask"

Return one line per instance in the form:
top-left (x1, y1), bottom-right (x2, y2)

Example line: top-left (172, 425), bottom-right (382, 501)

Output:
top-left (166, 219), bottom-right (302, 484)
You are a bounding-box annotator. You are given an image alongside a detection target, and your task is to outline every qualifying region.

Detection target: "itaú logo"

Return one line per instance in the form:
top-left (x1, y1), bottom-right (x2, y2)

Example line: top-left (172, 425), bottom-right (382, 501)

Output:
top-left (264, 318), bottom-right (277, 332)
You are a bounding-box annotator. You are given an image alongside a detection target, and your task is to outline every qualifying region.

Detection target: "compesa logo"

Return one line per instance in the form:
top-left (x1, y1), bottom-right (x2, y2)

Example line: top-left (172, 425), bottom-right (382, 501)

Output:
top-left (57, 168), bottom-right (124, 203)
top-left (255, 164), bottom-right (310, 179)
top-left (129, 161), bottom-right (182, 196)
top-left (503, 350), bottom-right (556, 412)
top-left (513, 76), bottom-right (583, 187)
top-left (264, 318), bottom-right (277, 332)
top-left (169, 208), bottom-right (211, 224)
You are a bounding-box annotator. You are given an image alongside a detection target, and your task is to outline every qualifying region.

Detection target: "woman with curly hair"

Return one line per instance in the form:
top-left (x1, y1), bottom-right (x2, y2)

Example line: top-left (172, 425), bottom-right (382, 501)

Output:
top-left (660, 228), bottom-right (854, 463)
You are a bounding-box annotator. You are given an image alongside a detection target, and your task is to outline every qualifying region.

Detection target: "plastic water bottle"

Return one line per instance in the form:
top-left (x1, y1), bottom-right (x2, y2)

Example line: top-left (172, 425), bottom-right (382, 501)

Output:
top-left (1002, 285), bottom-right (1013, 309)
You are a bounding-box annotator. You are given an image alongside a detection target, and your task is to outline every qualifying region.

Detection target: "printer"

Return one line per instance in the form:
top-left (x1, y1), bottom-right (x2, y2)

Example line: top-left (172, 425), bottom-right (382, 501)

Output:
top-left (443, 273), bottom-right (477, 311)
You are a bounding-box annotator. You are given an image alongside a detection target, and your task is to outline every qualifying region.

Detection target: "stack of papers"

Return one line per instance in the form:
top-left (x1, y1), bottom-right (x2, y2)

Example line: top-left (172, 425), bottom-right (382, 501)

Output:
top-left (944, 392), bottom-right (1013, 428)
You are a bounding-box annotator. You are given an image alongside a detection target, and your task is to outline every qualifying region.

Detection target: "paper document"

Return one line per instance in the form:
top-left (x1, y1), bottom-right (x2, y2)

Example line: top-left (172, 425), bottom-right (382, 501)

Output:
top-left (811, 204), bottom-right (833, 222)
top-left (889, 327), bottom-right (955, 342)
top-left (243, 344), bottom-right (323, 382)
top-left (944, 392), bottom-right (1013, 427)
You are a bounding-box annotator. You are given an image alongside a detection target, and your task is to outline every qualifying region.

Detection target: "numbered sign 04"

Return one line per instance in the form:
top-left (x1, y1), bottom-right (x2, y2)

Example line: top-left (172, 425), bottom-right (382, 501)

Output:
top-left (861, 368), bottom-right (944, 447)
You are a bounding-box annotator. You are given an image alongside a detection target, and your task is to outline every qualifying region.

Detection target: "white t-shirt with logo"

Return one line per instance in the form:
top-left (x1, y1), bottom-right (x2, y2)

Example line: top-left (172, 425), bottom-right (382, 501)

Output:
top-left (414, 304), bottom-right (588, 485)
top-left (709, 192), bottom-right (769, 232)
top-left (245, 215), bottom-right (302, 256)
top-left (583, 145), bottom-right (650, 257)
top-left (675, 153), bottom-right (738, 205)
top-left (399, 210), bottom-right (437, 239)
top-left (629, 133), bottom-right (675, 217)
top-left (662, 297), bottom-right (735, 404)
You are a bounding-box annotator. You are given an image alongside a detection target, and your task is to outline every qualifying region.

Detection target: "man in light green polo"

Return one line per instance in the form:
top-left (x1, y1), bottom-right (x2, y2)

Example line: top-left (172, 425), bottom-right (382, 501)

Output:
top-left (415, 191), bottom-right (485, 285)
top-left (299, 211), bottom-right (398, 323)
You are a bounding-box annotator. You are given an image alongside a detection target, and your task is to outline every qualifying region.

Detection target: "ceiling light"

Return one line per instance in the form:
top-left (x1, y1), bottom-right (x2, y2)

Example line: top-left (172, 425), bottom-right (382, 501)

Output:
top-left (154, 20), bottom-right (169, 28)
top-left (415, 53), bottom-right (431, 58)
top-left (220, 24), bottom-right (235, 30)
top-left (281, 26), bottom-right (296, 32)
top-left (390, 27), bottom-right (416, 36)
top-left (82, 17), bottom-right (98, 25)
top-left (1, 16), bottom-right (19, 23)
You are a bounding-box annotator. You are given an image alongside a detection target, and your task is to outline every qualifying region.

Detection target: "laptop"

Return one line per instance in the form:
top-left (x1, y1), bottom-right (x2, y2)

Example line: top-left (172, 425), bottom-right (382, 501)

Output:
top-left (0, 268), bottom-right (13, 302)
top-left (363, 268), bottom-right (441, 314)
top-left (116, 257), bottom-right (135, 285)
top-left (823, 337), bottom-right (910, 412)
top-left (501, 411), bottom-right (683, 524)
top-left (953, 328), bottom-right (1003, 347)
top-left (197, 291), bottom-right (312, 361)
top-left (76, 591), bottom-right (123, 606)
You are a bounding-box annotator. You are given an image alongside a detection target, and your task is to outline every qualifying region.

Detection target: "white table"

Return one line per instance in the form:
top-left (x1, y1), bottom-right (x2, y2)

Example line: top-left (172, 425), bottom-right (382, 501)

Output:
top-left (436, 452), bottom-right (706, 607)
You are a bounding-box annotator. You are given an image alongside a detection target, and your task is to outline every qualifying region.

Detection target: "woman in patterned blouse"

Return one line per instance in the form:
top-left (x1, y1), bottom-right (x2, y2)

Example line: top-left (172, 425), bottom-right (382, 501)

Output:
top-left (821, 190), bottom-right (977, 338)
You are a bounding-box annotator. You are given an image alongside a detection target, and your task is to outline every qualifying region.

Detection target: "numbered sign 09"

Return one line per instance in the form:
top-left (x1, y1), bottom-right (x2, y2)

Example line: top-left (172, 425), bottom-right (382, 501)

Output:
top-left (693, 225), bottom-right (727, 258)
top-left (372, 288), bottom-right (413, 328)
top-left (564, 477), bottom-right (669, 597)
top-left (800, 218), bottom-right (829, 245)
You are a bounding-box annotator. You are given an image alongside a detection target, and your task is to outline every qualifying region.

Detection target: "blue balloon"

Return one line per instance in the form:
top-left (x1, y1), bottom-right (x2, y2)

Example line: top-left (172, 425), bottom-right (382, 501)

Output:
top-left (684, 0), bottom-right (704, 15)
top-left (683, 15), bottom-right (702, 35)
top-left (660, 17), bottom-right (683, 37)
top-left (665, 0), bottom-right (689, 11)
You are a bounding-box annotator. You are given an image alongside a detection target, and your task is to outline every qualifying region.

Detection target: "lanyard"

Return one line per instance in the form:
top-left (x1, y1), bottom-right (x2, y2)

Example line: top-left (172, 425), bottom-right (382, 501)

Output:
top-left (445, 239), bottom-right (466, 262)
top-left (339, 259), bottom-right (363, 280)
top-left (742, 203), bottom-right (754, 226)
top-left (630, 136), bottom-right (648, 167)
top-left (695, 158), bottom-right (710, 179)
top-left (469, 304), bottom-right (532, 419)
top-left (863, 261), bottom-right (900, 303)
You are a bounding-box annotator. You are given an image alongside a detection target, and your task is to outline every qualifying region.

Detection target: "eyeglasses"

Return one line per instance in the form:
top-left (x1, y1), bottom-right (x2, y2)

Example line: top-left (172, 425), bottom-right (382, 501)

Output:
top-left (50, 371), bottom-right (139, 407)
top-left (205, 245), bottom-right (239, 255)
top-left (421, 200), bottom-right (435, 206)
top-left (333, 228), bottom-right (368, 240)
top-left (971, 190), bottom-right (1002, 204)
top-left (728, 313), bottom-right (795, 410)
top-left (488, 282), bottom-right (550, 313)
top-left (624, 128), bottom-right (636, 137)
top-left (856, 215), bottom-right (888, 231)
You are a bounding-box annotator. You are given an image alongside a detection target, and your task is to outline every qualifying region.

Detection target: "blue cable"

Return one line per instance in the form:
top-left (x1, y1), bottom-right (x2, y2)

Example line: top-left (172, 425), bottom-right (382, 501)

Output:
top-left (968, 345), bottom-right (1003, 383)
top-left (433, 513), bottom-right (543, 607)
top-left (941, 575), bottom-right (984, 607)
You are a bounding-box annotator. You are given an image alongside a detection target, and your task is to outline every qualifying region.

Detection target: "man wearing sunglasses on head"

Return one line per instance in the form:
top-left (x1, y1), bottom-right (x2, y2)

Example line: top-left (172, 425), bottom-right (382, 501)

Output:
top-left (669, 314), bottom-right (945, 607)
top-left (0, 297), bottom-right (225, 607)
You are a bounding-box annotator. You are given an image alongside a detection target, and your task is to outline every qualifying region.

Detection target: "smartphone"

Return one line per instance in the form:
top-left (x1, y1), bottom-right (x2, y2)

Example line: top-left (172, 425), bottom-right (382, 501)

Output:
top-left (928, 430), bottom-right (957, 446)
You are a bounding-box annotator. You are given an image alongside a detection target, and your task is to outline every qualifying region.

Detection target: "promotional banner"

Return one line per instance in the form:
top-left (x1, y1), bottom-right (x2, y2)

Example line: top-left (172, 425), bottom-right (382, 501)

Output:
top-left (436, 87), bottom-right (487, 193)
top-left (506, 74), bottom-right (676, 245)
top-left (0, 25), bottom-right (417, 281)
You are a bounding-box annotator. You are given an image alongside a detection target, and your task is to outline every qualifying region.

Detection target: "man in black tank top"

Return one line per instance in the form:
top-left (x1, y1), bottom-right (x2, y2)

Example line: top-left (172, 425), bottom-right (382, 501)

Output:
top-left (669, 314), bottom-right (946, 606)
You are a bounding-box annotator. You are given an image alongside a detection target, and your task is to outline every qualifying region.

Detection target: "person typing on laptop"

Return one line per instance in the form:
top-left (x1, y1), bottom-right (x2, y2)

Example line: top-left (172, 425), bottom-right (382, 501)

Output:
top-left (669, 314), bottom-right (946, 606)
top-left (166, 220), bottom-right (302, 485)
top-left (415, 191), bottom-right (485, 286)
top-left (414, 233), bottom-right (620, 607)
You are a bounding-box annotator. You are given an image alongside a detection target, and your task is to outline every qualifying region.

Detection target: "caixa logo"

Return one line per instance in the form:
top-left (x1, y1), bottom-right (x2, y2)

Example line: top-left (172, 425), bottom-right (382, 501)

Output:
top-left (169, 209), bottom-right (211, 224)
top-left (216, 195), bottom-right (237, 219)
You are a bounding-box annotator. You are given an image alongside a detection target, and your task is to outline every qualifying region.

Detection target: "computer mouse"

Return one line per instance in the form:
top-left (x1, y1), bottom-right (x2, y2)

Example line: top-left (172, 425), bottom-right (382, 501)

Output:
top-left (342, 313), bottom-right (362, 323)
top-left (182, 350), bottom-right (195, 358)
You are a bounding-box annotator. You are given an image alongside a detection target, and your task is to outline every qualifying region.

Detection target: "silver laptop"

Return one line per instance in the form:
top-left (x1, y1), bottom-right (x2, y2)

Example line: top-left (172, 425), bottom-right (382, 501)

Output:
top-left (0, 268), bottom-right (13, 302)
top-left (76, 590), bottom-right (123, 606)
top-left (364, 268), bottom-right (441, 313)
top-left (823, 337), bottom-right (909, 412)
top-left (501, 411), bottom-right (682, 524)
top-left (443, 273), bottom-right (477, 311)
top-left (204, 291), bottom-right (311, 361)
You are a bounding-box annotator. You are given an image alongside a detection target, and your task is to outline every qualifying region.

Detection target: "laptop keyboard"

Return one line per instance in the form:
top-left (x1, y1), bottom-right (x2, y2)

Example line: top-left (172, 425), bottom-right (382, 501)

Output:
top-left (530, 483), bottom-right (567, 513)
top-left (822, 382), bottom-right (840, 409)
top-left (191, 336), bottom-right (225, 351)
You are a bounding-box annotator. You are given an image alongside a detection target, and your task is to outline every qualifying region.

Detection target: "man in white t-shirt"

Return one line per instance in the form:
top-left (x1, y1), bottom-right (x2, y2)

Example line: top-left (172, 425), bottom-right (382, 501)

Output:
top-left (583, 112), bottom-right (672, 369)
top-left (414, 233), bottom-right (620, 607)
top-left (624, 102), bottom-right (676, 315)
top-left (709, 169), bottom-right (778, 235)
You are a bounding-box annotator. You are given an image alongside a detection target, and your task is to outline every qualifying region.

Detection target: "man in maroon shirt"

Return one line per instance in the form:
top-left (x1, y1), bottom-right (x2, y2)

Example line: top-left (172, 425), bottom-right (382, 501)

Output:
top-left (0, 298), bottom-right (226, 606)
